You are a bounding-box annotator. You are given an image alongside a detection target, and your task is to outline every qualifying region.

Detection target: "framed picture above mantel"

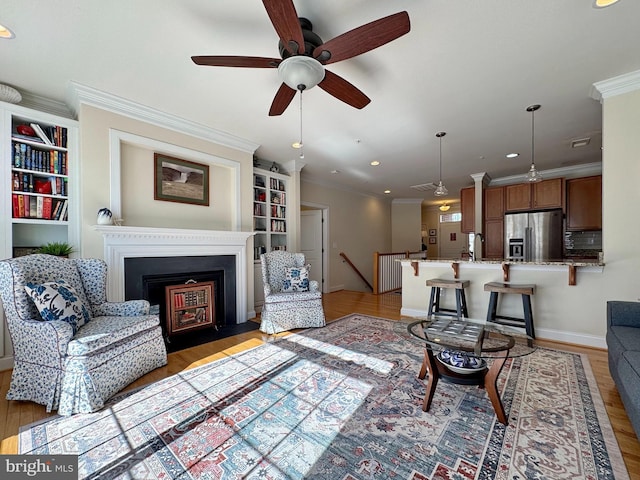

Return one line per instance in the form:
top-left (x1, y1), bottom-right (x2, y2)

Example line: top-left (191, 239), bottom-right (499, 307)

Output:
top-left (154, 153), bottom-right (210, 206)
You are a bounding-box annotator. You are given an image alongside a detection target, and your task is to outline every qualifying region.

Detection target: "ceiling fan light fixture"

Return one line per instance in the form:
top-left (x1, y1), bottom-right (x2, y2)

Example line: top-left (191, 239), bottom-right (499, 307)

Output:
top-left (277, 56), bottom-right (325, 91)
top-left (0, 23), bottom-right (15, 39)
top-left (434, 131), bottom-right (448, 197)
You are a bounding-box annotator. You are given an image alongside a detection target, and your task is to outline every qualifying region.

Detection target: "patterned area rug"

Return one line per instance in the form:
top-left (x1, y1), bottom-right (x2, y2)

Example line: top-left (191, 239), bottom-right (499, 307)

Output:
top-left (19, 314), bottom-right (629, 479)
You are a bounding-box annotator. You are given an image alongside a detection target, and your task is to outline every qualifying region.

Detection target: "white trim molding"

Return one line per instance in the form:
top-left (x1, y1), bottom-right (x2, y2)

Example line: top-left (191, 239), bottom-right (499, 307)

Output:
top-left (67, 81), bottom-right (259, 154)
top-left (95, 225), bottom-right (254, 323)
top-left (590, 69), bottom-right (640, 103)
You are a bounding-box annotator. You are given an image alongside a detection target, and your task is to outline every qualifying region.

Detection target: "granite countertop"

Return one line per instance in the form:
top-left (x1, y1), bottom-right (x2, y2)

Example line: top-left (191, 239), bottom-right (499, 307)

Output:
top-left (409, 258), bottom-right (604, 267)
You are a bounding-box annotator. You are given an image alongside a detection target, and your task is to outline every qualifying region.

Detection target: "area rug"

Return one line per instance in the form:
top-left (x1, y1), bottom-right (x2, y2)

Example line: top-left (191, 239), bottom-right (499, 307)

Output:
top-left (19, 313), bottom-right (629, 479)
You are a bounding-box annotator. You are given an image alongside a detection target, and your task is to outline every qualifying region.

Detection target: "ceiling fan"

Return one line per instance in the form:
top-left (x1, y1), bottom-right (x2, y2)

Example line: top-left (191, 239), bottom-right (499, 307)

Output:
top-left (191, 0), bottom-right (410, 116)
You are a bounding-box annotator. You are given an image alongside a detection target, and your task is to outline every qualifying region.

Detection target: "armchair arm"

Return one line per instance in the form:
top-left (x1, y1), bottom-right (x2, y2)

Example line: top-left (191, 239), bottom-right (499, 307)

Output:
top-left (92, 300), bottom-right (150, 317)
top-left (607, 301), bottom-right (640, 328)
top-left (309, 280), bottom-right (320, 293)
top-left (10, 319), bottom-right (74, 363)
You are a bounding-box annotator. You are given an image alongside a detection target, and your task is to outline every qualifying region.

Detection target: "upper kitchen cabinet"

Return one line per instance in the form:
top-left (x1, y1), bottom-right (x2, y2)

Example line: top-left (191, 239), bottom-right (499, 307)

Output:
top-left (505, 178), bottom-right (563, 212)
top-left (460, 186), bottom-right (475, 233)
top-left (566, 175), bottom-right (602, 231)
top-left (483, 186), bottom-right (504, 259)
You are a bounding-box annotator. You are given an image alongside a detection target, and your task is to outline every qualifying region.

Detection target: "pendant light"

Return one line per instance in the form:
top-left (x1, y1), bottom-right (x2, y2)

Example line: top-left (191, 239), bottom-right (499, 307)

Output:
top-left (434, 131), bottom-right (448, 197)
top-left (439, 203), bottom-right (450, 212)
top-left (525, 104), bottom-right (543, 183)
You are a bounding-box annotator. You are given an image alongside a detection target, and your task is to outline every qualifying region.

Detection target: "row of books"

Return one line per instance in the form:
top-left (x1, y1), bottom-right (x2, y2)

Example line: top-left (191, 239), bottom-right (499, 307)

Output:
top-left (12, 142), bottom-right (68, 175)
top-left (271, 204), bottom-right (286, 218)
top-left (13, 173), bottom-right (67, 196)
top-left (269, 178), bottom-right (285, 191)
top-left (12, 123), bottom-right (68, 148)
top-left (271, 219), bottom-right (286, 232)
top-left (12, 194), bottom-right (68, 221)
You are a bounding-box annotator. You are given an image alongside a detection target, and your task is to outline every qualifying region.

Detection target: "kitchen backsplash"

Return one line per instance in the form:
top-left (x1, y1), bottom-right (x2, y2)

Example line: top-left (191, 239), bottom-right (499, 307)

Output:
top-left (565, 230), bottom-right (602, 253)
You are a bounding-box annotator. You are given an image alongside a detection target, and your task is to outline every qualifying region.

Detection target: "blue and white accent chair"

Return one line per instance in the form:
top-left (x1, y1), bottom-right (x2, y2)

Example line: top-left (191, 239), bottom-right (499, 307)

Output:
top-left (259, 250), bottom-right (326, 334)
top-left (0, 254), bottom-right (167, 416)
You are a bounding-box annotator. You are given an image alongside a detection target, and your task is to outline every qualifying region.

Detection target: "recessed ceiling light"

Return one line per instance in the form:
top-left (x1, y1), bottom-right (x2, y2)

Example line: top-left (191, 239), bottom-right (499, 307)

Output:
top-left (384, 189), bottom-right (391, 194)
top-left (370, 160), bottom-right (380, 166)
top-left (593, 0), bottom-right (620, 8)
top-left (0, 24), bottom-right (15, 39)
top-left (506, 153), bottom-right (519, 158)
top-left (330, 169), bottom-right (340, 174)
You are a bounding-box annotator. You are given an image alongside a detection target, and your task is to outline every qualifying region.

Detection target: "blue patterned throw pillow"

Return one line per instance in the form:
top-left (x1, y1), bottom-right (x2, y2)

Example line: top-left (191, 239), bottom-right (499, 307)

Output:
top-left (24, 280), bottom-right (91, 334)
top-left (282, 265), bottom-right (310, 292)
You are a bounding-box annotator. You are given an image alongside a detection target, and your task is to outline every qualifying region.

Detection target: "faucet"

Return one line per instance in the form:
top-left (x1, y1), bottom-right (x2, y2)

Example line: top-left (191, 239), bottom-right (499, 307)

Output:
top-left (471, 233), bottom-right (484, 261)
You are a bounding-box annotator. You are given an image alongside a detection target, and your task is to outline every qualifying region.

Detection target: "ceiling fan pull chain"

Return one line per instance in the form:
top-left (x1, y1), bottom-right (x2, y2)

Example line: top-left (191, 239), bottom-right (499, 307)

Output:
top-left (298, 90), bottom-right (305, 159)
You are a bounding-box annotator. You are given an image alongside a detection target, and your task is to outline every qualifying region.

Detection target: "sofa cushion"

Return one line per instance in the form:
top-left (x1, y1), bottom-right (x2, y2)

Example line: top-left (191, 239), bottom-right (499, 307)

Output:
top-left (282, 265), bottom-right (310, 292)
top-left (67, 314), bottom-right (160, 356)
top-left (24, 280), bottom-right (91, 334)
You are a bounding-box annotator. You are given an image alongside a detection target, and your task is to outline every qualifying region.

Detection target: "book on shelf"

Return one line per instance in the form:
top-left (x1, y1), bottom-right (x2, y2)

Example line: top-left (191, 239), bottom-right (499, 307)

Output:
top-left (18, 195), bottom-right (25, 218)
top-left (42, 196), bottom-right (53, 220)
top-left (36, 196), bottom-right (44, 219)
top-left (30, 123), bottom-right (53, 145)
top-left (12, 133), bottom-right (44, 144)
top-left (29, 196), bottom-right (37, 218)
top-left (12, 194), bottom-right (19, 218)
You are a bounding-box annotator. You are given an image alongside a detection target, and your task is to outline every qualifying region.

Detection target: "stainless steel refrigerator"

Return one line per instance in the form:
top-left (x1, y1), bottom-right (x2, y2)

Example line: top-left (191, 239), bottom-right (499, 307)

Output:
top-left (505, 209), bottom-right (563, 262)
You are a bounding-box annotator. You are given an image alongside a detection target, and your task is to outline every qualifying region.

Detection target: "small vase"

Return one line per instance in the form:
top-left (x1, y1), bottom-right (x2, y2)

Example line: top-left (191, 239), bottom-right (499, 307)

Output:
top-left (97, 208), bottom-right (113, 225)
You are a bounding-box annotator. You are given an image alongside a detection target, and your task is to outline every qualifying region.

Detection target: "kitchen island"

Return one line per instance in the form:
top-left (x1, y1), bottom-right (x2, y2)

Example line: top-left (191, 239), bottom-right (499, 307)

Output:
top-left (399, 257), bottom-right (605, 347)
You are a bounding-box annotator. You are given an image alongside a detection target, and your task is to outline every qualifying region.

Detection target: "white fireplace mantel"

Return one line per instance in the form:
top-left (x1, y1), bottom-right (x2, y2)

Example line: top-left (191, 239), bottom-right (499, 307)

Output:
top-left (95, 225), bottom-right (254, 323)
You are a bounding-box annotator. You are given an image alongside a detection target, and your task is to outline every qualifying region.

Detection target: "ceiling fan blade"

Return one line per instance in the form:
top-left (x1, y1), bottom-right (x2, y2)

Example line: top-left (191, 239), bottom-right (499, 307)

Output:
top-left (313, 11), bottom-right (410, 65)
top-left (318, 70), bottom-right (371, 110)
top-left (262, 0), bottom-right (305, 55)
top-left (269, 83), bottom-right (297, 116)
top-left (191, 56), bottom-right (280, 68)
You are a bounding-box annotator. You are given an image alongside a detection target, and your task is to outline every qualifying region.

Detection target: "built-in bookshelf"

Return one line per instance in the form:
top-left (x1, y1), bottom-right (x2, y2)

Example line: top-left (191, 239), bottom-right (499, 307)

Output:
top-left (1, 101), bottom-right (79, 259)
top-left (253, 168), bottom-right (289, 261)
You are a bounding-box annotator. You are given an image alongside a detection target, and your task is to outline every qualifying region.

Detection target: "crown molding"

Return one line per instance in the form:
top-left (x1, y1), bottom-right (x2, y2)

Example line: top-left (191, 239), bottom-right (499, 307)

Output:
top-left (590, 69), bottom-right (640, 103)
top-left (66, 82), bottom-right (259, 154)
top-left (18, 91), bottom-right (75, 119)
top-left (489, 162), bottom-right (602, 186)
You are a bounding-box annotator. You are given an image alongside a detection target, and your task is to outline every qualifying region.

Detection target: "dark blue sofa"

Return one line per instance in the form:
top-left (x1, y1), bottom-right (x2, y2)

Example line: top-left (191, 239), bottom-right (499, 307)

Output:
top-left (606, 300), bottom-right (640, 439)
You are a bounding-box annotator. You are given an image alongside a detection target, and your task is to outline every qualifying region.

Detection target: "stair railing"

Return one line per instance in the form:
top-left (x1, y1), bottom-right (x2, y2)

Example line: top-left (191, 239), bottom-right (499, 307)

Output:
top-left (339, 252), bottom-right (373, 291)
top-left (373, 250), bottom-right (425, 294)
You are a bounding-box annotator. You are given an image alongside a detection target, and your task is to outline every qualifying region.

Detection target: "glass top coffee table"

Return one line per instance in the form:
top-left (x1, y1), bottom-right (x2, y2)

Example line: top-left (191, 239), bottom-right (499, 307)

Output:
top-left (407, 316), bottom-right (536, 425)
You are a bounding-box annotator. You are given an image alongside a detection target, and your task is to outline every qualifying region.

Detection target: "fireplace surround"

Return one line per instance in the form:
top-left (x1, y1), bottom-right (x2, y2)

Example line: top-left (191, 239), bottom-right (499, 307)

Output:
top-left (95, 226), bottom-right (254, 325)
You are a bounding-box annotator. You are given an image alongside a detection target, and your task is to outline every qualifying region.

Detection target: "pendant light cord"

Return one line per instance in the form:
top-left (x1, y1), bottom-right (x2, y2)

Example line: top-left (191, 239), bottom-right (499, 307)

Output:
top-left (531, 108), bottom-right (535, 167)
top-left (439, 135), bottom-right (443, 181)
top-left (298, 90), bottom-right (304, 159)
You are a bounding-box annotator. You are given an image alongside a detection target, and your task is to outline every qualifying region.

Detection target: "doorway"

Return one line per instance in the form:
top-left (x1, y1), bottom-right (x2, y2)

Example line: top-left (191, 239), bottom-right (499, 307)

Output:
top-left (300, 204), bottom-right (328, 293)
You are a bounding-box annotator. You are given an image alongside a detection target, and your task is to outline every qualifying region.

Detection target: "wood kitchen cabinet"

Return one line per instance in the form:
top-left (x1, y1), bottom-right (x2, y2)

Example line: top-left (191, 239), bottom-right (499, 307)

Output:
top-left (505, 178), bottom-right (563, 211)
top-left (460, 186), bottom-right (475, 233)
top-left (566, 175), bottom-right (602, 231)
top-left (483, 186), bottom-right (504, 258)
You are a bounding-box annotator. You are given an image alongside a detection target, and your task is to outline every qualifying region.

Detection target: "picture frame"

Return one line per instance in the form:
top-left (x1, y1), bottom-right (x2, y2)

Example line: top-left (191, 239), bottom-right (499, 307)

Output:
top-left (428, 237), bottom-right (437, 245)
top-left (154, 153), bottom-right (209, 206)
top-left (429, 229), bottom-right (437, 237)
top-left (165, 281), bottom-right (215, 335)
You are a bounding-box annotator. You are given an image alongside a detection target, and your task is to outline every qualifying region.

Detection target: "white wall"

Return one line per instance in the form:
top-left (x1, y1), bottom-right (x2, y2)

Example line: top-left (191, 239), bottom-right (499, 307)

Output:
top-left (301, 180), bottom-right (392, 292)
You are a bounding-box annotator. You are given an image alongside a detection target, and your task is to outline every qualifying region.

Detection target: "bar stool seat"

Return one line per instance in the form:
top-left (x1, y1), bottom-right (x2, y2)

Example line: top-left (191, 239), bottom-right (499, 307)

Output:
top-left (484, 282), bottom-right (536, 338)
top-left (426, 278), bottom-right (470, 319)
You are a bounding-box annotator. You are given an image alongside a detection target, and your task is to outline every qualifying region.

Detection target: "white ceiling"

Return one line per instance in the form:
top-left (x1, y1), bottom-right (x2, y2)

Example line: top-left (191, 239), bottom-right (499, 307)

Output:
top-left (2, 0), bottom-right (639, 205)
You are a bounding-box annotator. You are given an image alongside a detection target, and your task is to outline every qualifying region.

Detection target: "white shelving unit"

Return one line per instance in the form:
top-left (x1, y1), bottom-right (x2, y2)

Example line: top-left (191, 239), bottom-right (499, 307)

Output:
top-left (1, 101), bottom-right (79, 366)
top-left (253, 167), bottom-right (289, 262)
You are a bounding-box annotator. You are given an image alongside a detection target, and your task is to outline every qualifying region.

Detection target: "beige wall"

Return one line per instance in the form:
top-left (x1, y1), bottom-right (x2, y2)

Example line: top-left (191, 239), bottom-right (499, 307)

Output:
top-left (391, 199), bottom-right (423, 252)
top-left (402, 86), bottom-right (640, 347)
top-left (301, 181), bottom-right (392, 292)
top-left (78, 105), bottom-right (254, 259)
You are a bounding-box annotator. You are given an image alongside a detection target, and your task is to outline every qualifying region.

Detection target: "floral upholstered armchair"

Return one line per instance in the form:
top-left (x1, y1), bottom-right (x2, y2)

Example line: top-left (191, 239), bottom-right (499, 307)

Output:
top-left (259, 250), bottom-right (326, 334)
top-left (0, 254), bottom-right (167, 416)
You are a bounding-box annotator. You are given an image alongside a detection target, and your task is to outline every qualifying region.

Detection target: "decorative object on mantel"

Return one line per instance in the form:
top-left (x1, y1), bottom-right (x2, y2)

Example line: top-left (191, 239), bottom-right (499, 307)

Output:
top-left (434, 131), bottom-right (448, 196)
top-left (96, 207), bottom-right (113, 225)
top-left (0, 84), bottom-right (21, 104)
top-left (524, 104), bottom-right (543, 183)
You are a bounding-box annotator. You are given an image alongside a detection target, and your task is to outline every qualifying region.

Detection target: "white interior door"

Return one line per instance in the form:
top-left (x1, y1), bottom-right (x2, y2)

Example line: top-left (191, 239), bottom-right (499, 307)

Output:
top-left (301, 210), bottom-right (323, 290)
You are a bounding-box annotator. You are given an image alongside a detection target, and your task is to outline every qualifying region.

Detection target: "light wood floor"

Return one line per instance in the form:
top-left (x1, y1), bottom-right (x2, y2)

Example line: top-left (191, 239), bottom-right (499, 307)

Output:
top-left (1, 290), bottom-right (639, 478)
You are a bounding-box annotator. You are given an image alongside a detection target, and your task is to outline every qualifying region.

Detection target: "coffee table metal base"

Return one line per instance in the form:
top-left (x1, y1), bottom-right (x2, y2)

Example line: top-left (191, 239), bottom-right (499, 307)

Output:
top-left (418, 347), bottom-right (509, 425)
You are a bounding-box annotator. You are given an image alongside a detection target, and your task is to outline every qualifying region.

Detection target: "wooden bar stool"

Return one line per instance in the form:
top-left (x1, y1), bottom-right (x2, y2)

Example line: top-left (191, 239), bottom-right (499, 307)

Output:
top-left (426, 279), bottom-right (470, 319)
top-left (484, 282), bottom-right (536, 338)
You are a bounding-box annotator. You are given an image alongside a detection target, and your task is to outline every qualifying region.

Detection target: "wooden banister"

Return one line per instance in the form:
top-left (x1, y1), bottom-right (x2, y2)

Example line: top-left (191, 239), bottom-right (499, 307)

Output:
top-left (340, 252), bottom-right (373, 291)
